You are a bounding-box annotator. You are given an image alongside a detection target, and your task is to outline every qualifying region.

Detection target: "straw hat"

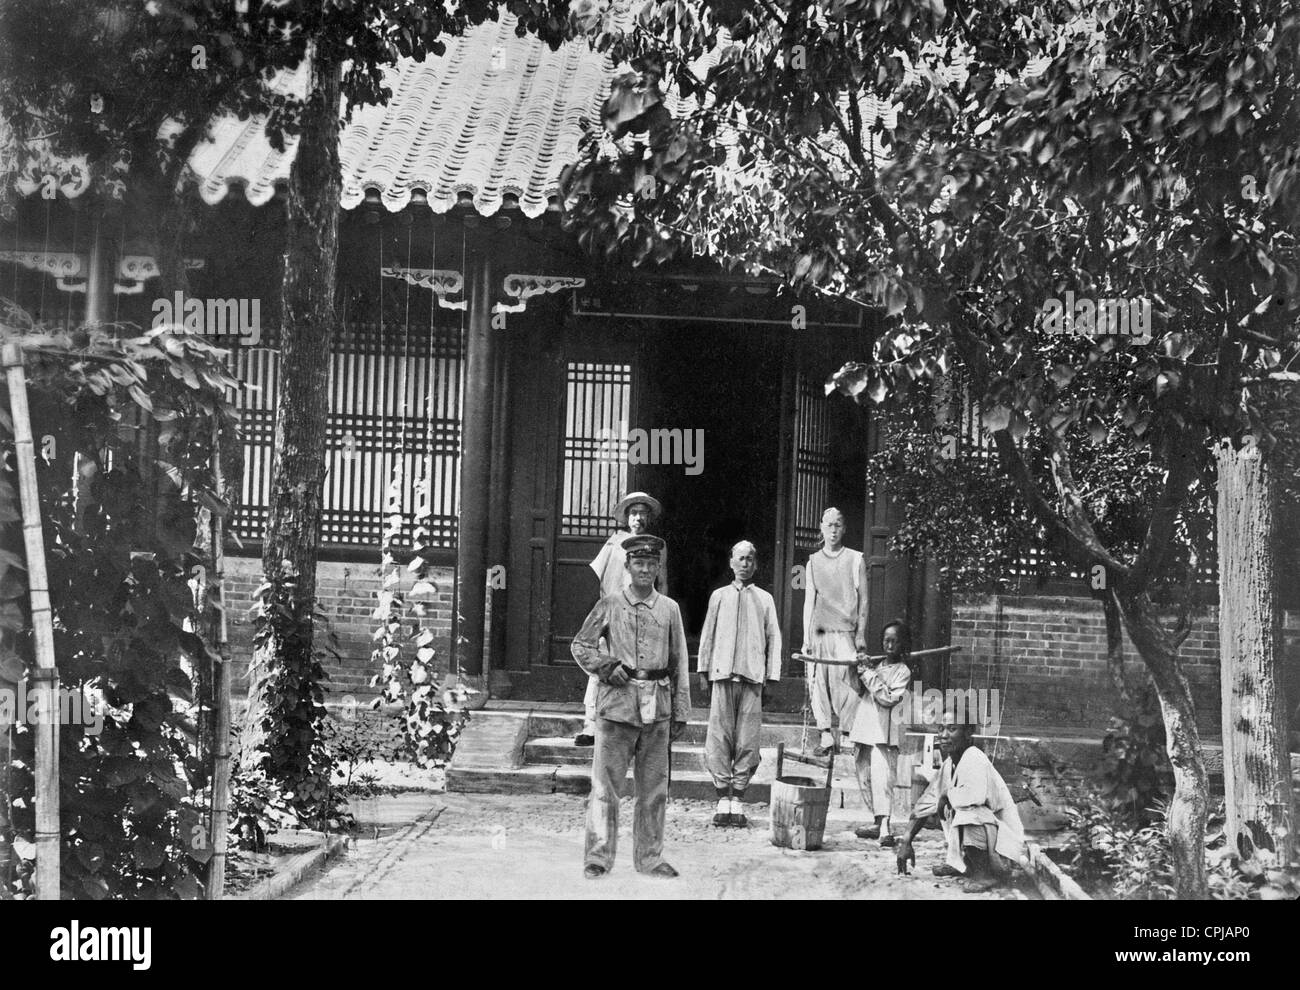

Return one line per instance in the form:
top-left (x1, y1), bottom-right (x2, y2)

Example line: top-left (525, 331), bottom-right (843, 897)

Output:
top-left (613, 491), bottom-right (662, 523)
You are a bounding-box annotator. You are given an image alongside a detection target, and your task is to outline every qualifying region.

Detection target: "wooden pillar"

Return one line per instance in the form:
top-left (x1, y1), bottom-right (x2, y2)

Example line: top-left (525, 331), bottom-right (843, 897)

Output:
top-left (454, 246), bottom-right (494, 689)
top-left (486, 311), bottom-right (511, 687)
top-left (773, 336), bottom-right (798, 676)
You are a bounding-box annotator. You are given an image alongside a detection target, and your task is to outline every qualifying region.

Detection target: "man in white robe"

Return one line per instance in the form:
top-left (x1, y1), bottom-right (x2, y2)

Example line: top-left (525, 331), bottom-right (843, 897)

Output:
top-left (895, 711), bottom-right (1026, 892)
top-left (801, 507), bottom-right (868, 755)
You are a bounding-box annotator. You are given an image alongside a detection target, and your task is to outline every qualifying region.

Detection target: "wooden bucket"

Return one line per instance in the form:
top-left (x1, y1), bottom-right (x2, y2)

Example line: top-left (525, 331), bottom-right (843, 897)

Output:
top-left (769, 742), bottom-right (834, 851)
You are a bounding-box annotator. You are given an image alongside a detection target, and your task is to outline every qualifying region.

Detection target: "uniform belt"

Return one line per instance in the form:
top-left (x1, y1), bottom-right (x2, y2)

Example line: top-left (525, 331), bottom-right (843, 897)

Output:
top-left (621, 665), bottom-right (671, 681)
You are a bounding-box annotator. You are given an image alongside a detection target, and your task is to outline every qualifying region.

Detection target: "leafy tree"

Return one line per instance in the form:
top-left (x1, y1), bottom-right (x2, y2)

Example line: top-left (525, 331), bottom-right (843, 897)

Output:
top-left (137, 0), bottom-right (575, 806)
top-left (563, 0), bottom-right (1300, 896)
top-left (0, 305), bottom-right (239, 898)
top-left (4, 0), bottom-right (575, 808)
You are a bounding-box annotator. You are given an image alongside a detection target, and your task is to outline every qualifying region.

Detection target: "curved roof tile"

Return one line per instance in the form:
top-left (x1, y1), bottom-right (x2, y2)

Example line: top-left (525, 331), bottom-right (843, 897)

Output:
top-left (189, 13), bottom-right (616, 217)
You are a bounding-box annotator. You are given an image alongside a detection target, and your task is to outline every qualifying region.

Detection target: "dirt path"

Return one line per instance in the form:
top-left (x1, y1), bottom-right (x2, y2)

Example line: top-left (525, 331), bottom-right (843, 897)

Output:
top-left (289, 793), bottom-right (1032, 900)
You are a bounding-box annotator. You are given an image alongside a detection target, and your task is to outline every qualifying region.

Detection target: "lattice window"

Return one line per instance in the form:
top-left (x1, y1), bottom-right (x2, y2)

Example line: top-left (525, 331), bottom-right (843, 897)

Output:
top-left (793, 373), bottom-right (832, 553)
top-left (561, 361), bottom-right (632, 538)
top-left (227, 320), bottom-right (463, 551)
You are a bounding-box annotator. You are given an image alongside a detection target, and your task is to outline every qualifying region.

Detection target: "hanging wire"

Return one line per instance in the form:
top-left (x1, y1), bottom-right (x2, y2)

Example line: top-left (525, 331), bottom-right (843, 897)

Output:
top-left (394, 217), bottom-right (413, 550)
top-left (67, 206), bottom-right (78, 330)
top-left (423, 209), bottom-right (437, 539)
top-left (39, 198), bottom-right (50, 321)
top-left (454, 223), bottom-right (467, 682)
top-left (113, 214), bottom-right (125, 326)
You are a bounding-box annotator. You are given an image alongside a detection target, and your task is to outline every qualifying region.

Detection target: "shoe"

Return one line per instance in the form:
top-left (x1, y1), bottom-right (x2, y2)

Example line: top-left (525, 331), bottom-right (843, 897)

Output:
top-left (879, 835), bottom-right (896, 848)
top-left (646, 862), bottom-right (679, 878)
top-left (584, 864), bottom-right (607, 879)
top-left (962, 875), bottom-right (1000, 893)
top-left (713, 798), bottom-right (730, 827)
top-left (813, 744), bottom-right (834, 758)
top-left (729, 800), bottom-right (748, 827)
top-left (574, 734), bottom-right (595, 747)
top-left (855, 824), bottom-right (881, 840)
top-left (932, 863), bottom-right (962, 878)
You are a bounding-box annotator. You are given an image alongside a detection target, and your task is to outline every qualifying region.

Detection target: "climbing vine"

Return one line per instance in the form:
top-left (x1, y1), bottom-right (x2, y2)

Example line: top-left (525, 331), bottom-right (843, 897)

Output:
top-left (0, 306), bottom-right (238, 898)
top-left (371, 467), bottom-right (470, 768)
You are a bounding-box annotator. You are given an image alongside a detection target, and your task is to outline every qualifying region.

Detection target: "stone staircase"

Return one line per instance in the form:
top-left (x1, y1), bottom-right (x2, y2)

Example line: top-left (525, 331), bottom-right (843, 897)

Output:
top-left (445, 702), bottom-right (1238, 835)
top-left (448, 705), bottom-right (856, 805)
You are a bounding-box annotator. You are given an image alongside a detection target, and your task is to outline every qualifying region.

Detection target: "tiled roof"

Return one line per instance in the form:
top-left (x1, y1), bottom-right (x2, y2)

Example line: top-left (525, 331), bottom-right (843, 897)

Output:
top-left (188, 13), bottom-right (616, 217)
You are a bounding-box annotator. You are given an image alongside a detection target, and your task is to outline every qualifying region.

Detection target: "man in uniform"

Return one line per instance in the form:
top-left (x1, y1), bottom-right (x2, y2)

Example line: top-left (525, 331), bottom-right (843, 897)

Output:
top-left (895, 709), bottom-right (1026, 892)
top-left (571, 534), bottom-right (689, 879)
top-left (697, 541), bottom-right (782, 827)
top-left (801, 507), bottom-right (868, 756)
top-left (576, 491), bottom-right (669, 746)
top-left (850, 619), bottom-right (912, 847)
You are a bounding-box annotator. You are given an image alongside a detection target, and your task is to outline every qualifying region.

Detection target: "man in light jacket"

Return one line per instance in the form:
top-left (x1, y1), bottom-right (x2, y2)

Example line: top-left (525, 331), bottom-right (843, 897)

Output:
top-left (697, 541), bottom-right (782, 828)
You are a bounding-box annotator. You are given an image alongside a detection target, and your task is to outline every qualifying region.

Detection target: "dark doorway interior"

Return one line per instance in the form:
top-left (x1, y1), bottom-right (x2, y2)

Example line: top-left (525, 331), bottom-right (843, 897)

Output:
top-left (636, 324), bottom-right (785, 645)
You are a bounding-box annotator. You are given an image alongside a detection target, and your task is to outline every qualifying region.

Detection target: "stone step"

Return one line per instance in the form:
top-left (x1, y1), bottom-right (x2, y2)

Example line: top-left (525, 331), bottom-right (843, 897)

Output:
top-left (452, 743), bottom-right (861, 804)
top-left (527, 714), bottom-right (818, 749)
top-left (524, 736), bottom-right (713, 770)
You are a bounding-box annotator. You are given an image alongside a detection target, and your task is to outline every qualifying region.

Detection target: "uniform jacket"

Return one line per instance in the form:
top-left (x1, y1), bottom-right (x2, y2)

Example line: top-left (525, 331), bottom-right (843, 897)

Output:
top-left (571, 588), bottom-right (691, 726)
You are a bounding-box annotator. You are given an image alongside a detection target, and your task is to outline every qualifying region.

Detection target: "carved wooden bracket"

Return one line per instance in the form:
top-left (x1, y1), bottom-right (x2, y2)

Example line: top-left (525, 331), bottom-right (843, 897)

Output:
top-left (492, 273), bottom-right (586, 314)
top-left (379, 266), bottom-right (466, 310)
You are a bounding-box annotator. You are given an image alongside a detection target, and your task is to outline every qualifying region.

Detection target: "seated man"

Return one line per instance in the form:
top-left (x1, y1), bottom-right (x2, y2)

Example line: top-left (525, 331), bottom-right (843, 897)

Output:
top-left (895, 710), bottom-right (1026, 893)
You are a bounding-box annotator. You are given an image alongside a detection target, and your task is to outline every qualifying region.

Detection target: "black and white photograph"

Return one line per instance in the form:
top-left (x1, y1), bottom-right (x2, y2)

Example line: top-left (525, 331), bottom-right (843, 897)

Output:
top-left (0, 0), bottom-right (1295, 952)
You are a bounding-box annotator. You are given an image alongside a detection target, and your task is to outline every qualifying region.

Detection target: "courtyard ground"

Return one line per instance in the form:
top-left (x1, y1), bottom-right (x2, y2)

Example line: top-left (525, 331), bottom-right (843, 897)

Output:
top-left (286, 789), bottom-right (1035, 900)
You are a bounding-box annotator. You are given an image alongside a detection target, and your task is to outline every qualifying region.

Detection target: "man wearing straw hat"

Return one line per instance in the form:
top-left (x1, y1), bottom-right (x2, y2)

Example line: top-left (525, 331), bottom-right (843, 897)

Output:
top-left (571, 534), bottom-right (689, 879)
top-left (697, 540), bottom-right (782, 828)
top-left (575, 491), bottom-right (669, 747)
top-left (801, 507), bottom-right (868, 756)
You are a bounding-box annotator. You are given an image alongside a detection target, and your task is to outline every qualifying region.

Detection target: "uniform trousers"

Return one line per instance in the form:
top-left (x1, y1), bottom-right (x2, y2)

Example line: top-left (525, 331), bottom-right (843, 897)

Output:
top-left (585, 716), bottom-right (670, 873)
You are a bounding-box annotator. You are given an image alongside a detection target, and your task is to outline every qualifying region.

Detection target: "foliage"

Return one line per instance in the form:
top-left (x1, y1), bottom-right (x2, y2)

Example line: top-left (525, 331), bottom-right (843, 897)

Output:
top-left (562, 0), bottom-right (1300, 897)
top-left (1204, 802), bottom-right (1300, 901)
top-left (242, 583), bottom-right (349, 830)
top-left (1097, 687), bottom-right (1171, 827)
top-left (1061, 795), bottom-right (1177, 900)
top-left (321, 715), bottom-right (379, 798)
top-left (371, 467), bottom-right (473, 769)
top-left (0, 306), bottom-right (239, 898)
top-left (1064, 796), bottom-right (1300, 900)
top-left (863, 376), bottom-right (1196, 591)
top-left (227, 761), bottom-right (297, 854)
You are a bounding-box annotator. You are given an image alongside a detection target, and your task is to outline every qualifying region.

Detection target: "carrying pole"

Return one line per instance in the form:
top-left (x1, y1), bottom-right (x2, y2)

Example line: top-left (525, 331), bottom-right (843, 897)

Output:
top-left (3, 343), bottom-right (60, 900)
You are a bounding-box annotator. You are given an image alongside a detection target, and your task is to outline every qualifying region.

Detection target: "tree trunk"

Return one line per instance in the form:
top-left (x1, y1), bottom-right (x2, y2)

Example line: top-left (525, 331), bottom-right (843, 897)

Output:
top-left (1214, 440), bottom-right (1295, 864)
top-left (1117, 590), bottom-right (1209, 898)
top-left (241, 51), bottom-right (342, 768)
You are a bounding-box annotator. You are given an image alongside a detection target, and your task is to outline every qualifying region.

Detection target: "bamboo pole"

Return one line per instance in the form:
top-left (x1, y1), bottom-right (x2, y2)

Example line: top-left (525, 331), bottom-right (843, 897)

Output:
top-left (207, 421), bottom-right (231, 899)
top-left (789, 645), bottom-right (961, 667)
top-left (2, 343), bottom-right (60, 900)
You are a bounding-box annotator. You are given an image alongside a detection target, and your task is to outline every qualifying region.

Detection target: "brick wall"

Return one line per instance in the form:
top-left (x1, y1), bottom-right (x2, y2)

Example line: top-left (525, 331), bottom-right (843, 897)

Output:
top-left (223, 556), bottom-right (456, 700)
top-left (949, 593), bottom-right (1300, 736)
